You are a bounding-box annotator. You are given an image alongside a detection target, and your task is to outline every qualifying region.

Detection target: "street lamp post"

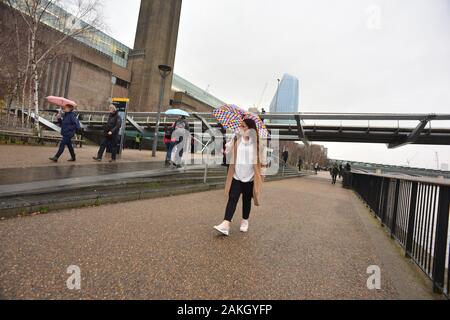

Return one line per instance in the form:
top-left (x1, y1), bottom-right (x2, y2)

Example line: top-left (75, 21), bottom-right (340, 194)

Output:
top-left (152, 64), bottom-right (172, 158)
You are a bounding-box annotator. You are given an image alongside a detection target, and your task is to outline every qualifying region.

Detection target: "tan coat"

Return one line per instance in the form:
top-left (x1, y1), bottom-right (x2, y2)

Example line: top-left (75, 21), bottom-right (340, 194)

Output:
top-left (224, 136), bottom-right (266, 206)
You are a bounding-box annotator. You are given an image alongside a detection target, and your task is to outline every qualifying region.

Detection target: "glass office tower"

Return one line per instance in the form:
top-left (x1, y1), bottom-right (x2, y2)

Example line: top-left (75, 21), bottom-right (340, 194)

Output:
top-left (269, 74), bottom-right (300, 113)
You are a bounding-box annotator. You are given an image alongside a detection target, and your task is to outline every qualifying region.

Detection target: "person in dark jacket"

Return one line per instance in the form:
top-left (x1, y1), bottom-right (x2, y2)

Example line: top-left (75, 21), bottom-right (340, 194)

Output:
top-left (345, 162), bottom-right (352, 172)
top-left (49, 104), bottom-right (81, 162)
top-left (282, 148), bottom-right (289, 167)
top-left (93, 105), bottom-right (122, 163)
top-left (298, 157), bottom-right (303, 172)
top-left (330, 163), bottom-right (339, 185)
top-left (338, 163), bottom-right (344, 178)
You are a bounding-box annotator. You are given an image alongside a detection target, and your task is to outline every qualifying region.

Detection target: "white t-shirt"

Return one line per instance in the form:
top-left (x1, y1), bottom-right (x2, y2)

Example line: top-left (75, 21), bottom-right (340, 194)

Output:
top-left (233, 137), bottom-right (256, 183)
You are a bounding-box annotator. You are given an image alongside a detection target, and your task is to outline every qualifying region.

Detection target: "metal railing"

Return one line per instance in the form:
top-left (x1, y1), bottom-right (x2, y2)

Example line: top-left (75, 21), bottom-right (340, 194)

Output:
top-left (350, 171), bottom-right (450, 297)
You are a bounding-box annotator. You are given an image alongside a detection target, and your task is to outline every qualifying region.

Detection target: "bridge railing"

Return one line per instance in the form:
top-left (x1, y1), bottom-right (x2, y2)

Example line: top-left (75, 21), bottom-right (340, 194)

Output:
top-left (350, 171), bottom-right (450, 297)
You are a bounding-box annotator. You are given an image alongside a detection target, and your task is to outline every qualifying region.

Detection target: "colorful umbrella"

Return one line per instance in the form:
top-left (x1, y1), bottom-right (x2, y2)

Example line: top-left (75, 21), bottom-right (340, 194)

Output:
top-left (212, 104), bottom-right (244, 133)
top-left (46, 96), bottom-right (77, 108)
top-left (213, 104), bottom-right (269, 138)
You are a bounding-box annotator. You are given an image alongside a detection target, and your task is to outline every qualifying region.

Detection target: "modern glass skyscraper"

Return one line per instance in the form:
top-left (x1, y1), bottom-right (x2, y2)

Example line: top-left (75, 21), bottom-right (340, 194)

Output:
top-left (269, 74), bottom-right (300, 113)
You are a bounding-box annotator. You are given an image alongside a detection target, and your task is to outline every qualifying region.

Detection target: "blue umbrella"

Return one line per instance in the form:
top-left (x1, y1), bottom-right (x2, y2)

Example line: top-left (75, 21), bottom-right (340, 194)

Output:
top-left (164, 109), bottom-right (190, 117)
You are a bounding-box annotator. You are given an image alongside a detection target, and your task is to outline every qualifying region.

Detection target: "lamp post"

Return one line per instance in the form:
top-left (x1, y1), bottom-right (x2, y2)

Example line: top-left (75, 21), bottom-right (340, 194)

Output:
top-left (152, 64), bottom-right (172, 157)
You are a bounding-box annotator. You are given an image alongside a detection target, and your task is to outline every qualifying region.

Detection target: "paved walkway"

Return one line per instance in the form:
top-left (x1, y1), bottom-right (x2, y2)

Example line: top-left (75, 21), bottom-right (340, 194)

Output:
top-left (0, 175), bottom-right (437, 299)
top-left (0, 145), bottom-right (166, 169)
top-left (0, 145), bottom-right (221, 197)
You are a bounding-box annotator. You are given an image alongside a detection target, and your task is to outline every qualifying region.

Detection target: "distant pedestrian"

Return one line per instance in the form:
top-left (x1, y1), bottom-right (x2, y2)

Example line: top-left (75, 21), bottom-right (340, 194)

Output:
top-left (298, 158), bottom-right (303, 172)
top-left (93, 105), bottom-right (122, 163)
top-left (339, 164), bottom-right (344, 179)
top-left (330, 164), bottom-right (339, 184)
top-left (214, 119), bottom-right (266, 236)
top-left (314, 163), bottom-right (319, 175)
top-left (282, 148), bottom-right (289, 167)
top-left (49, 104), bottom-right (80, 163)
top-left (219, 124), bottom-right (228, 167)
top-left (134, 133), bottom-right (142, 151)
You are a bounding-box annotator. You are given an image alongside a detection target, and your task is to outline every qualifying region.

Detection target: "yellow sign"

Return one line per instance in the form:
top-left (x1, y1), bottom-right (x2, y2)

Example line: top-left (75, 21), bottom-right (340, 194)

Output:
top-left (112, 98), bottom-right (130, 103)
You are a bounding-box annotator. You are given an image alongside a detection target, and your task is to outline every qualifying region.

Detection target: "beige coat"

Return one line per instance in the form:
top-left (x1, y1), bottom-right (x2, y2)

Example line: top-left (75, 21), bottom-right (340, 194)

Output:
top-left (224, 136), bottom-right (266, 206)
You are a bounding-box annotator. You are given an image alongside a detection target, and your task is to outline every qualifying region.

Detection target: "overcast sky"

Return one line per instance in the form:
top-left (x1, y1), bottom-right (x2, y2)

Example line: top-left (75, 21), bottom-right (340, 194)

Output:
top-left (102, 0), bottom-right (450, 170)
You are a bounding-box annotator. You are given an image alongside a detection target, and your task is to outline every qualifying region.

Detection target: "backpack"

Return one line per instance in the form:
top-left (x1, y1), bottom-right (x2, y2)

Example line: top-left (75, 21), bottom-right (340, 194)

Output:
top-left (165, 125), bottom-right (175, 139)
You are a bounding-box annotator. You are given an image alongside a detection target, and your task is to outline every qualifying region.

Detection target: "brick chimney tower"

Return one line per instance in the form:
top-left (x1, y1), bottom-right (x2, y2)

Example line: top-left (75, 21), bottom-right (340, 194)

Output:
top-left (128, 0), bottom-right (182, 112)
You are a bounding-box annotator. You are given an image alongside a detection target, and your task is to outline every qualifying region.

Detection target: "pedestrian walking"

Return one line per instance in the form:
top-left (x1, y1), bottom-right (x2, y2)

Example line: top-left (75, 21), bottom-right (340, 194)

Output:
top-left (171, 115), bottom-right (190, 168)
top-left (219, 124), bottom-right (229, 167)
top-left (93, 104), bottom-right (122, 163)
top-left (314, 163), bottom-right (319, 175)
top-left (214, 118), bottom-right (266, 236)
top-left (298, 157), bottom-right (303, 172)
top-left (282, 148), bottom-right (289, 167)
top-left (134, 133), bottom-right (142, 151)
top-left (49, 103), bottom-right (81, 162)
top-left (330, 163), bottom-right (339, 185)
top-left (346, 162), bottom-right (352, 172)
top-left (339, 164), bottom-right (344, 179)
top-left (164, 123), bottom-right (176, 166)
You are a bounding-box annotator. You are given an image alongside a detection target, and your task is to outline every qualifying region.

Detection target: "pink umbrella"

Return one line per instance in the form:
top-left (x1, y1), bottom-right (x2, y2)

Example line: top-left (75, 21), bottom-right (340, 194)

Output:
top-left (46, 96), bottom-right (77, 108)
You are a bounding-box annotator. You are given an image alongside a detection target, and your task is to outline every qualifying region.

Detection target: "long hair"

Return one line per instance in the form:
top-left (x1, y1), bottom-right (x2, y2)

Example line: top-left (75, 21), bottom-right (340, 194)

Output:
top-left (241, 118), bottom-right (261, 165)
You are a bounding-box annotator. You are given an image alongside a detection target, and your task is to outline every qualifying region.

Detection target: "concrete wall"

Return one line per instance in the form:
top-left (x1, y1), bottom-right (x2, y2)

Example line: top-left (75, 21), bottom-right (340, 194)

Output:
top-left (172, 92), bottom-right (215, 113)
top-left (68, 57), bottom-right (111, 111)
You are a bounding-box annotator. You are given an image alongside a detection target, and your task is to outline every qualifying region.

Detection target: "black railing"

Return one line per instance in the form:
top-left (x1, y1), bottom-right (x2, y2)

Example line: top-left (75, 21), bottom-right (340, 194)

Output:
top-left (350, 171), bottom-right (450, 297)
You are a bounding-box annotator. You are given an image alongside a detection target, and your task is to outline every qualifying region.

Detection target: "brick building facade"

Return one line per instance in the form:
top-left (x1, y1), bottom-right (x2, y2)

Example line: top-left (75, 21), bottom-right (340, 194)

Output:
top-left (0, 1), bottom-right (225, 113)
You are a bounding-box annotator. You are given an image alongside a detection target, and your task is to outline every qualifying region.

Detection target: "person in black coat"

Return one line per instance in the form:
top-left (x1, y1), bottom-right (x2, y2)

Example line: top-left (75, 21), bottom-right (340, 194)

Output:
top-left (282, 148), bottom-right (289, 167)
top-left (93, 105), bottom-right (122, 163)
top-left (49, 104), bottom-right (81, 162)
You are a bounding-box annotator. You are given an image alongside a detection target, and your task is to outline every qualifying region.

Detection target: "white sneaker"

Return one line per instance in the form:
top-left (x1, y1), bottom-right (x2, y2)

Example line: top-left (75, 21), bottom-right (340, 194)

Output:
top-left (214, 223), bottom-right (230, 236)
top-left (240, 220), bottom-right (249, 233)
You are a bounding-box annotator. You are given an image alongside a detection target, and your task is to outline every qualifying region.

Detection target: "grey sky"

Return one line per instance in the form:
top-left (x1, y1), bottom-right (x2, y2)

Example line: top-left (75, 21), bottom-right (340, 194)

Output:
top-left (102, 0), bottom-right (450, 169)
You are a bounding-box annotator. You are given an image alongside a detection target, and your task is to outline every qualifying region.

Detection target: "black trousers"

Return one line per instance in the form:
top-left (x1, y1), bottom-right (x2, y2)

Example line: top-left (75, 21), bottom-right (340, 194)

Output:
top-left (224, 179), bottom-right (254, 222)
top-left (55, 136), bottom-right (76, 159)
top-left (97, 136), bottom-right (118, 160)
top-left (332, 174), bottom-right (338, 184)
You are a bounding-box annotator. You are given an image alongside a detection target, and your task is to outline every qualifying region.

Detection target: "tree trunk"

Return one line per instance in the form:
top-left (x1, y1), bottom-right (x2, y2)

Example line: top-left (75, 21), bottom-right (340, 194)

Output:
top-left (30, 30), bottom-right (40, 135)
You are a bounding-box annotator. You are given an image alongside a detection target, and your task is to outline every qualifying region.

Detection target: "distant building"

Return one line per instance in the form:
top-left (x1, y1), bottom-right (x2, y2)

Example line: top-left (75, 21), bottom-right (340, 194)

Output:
top-left (441, 163), bottom-right (449, 171)
top-left (269, 74), bottom-right (300, 113)
top-left (0, 1), bottom-right (225, 112)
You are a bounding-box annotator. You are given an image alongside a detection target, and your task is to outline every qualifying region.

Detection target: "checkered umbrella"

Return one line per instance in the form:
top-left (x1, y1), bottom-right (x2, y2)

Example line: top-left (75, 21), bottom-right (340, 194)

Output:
top-left (212, 104), bottom-right (245, 133)
top-left (212, 104), bottom-right (269, 138)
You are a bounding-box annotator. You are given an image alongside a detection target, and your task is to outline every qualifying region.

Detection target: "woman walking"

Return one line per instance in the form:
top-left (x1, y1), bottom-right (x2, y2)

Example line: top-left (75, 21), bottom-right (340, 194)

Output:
top-left (49, 103), bottom-right (80, 162)
top-left (214, 118), bottom-right (266, 236)
top-left (93, 104), bottom-right (122, 163)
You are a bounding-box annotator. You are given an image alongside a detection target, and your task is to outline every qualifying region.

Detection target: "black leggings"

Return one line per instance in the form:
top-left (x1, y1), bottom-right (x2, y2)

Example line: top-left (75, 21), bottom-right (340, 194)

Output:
top-left (224, 179), bottom-right (254, 222)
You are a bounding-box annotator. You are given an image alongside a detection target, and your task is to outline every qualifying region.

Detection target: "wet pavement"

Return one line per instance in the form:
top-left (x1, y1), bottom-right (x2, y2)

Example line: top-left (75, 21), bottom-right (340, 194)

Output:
top-left (0, 175), bottom-right (436, 299)
top-left (0, 161), bottom-right (167, 185)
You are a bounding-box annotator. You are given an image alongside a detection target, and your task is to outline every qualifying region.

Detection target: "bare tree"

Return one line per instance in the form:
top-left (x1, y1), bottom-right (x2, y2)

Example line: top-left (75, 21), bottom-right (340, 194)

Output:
top-left (2, 0), bottom-right (104, 133)
top-left (280, 141), bottom-right (329, 170)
